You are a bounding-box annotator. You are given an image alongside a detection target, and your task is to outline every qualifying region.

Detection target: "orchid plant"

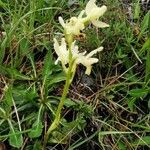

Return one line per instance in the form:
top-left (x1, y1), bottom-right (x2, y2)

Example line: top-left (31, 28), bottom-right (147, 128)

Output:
top-left (43, 0), bottom-right (109, 148)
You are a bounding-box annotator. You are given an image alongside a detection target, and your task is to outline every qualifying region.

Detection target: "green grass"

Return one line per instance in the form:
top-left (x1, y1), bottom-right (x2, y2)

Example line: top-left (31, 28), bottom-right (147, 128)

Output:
top-left (0, 0), bottom-right (150, 149)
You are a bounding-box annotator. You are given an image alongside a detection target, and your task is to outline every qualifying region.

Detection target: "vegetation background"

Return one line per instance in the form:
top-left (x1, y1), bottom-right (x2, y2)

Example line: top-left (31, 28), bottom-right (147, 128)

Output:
top-left (0, 0), bottom-right (150, 149)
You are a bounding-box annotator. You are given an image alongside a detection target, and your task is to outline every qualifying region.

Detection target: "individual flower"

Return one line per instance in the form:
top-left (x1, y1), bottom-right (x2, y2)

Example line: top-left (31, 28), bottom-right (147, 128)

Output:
top-left (85, 0), bottom-right (109, 28)
top-left (54, 38), bottom-right (103, 75)
top-left (76, 47), bottom-right (103, 75)
top-left (53, 38), bottom-right (79, 65)
top-left (59, 11), bottom-right (85, 35)
top-left (54, 38), bottom-right (69, 65)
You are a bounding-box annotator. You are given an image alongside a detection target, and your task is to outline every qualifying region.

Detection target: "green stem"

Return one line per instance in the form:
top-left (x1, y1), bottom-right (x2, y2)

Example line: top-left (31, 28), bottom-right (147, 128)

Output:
top-left (43, 68), bottom-right (72, 149)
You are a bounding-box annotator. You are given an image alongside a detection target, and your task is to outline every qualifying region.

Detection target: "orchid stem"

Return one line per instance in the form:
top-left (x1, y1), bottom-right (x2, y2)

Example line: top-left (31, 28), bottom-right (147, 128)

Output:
top-left (43, 37), bottom-right (74, 149)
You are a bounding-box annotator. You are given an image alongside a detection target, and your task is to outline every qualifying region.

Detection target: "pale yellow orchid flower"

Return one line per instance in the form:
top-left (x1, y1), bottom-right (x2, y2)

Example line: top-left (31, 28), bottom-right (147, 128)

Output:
top-left (76, 47), bottom-right (103, 75)
top-left (54, 38), bottom-right (103, 75)
top-left (85, 0), bottom-right (109, 28)
top-left (54, 38), bottom-right (69, 65)
top-left (59, 10), bottom-right (85, 35)
top-left (53, 38), bottom-right (79, 65)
